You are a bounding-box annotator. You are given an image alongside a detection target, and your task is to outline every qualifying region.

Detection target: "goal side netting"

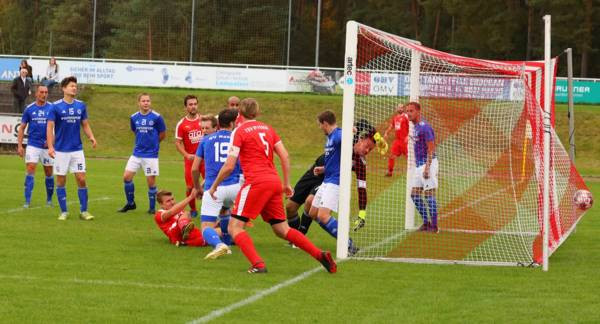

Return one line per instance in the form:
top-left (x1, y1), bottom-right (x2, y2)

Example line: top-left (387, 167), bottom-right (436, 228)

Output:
top-left (337, 21), bottom-right (591, 267)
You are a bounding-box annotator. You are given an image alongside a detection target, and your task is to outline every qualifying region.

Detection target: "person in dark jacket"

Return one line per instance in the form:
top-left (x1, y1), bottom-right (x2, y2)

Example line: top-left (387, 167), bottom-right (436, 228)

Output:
top-left (11, 68), bottom-right (32, 113)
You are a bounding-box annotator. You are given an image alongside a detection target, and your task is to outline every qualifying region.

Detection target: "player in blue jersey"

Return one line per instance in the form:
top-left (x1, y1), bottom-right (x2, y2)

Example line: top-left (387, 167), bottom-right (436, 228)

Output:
top-left (17, 85), bottom-right (54, 208)
top-left (308, 110), bottom-right (359, 255)
top-left (405, 102), bottom-right (439, 233)
top-left (118, 93), bottom-right (167, 214)
top-left (47, 76), bottom-right (97, 221)
top-left (191, 109), bottom-right (240, 260)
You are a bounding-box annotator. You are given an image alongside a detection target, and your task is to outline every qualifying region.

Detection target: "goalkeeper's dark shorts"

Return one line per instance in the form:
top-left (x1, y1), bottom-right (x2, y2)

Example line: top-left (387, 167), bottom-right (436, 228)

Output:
top-left (290, 174), bottom-right (323, 205)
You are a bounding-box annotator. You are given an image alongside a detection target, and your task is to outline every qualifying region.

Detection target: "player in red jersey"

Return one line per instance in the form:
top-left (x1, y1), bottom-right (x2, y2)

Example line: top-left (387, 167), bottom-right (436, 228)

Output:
top-left (208, 98), bottom-right (336, 274)
top-left (154, 188), bottom-right (207, 247)
top-left (384, 103), bottom-right (409, 177)
top-left (175, 95), bottom-right (203, 217)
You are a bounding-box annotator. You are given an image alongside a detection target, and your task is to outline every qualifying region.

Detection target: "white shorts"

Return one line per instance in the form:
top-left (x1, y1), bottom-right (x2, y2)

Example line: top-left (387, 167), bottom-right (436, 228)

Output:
top-left (25, 146), bottom-right (53, 166)
top-left (125, 156), bottom-right (159, 176)
top-left (411, 158), bottom-right (439, 191)
top-left (54, 150), bottom-right (86, 176)
top-left (313, 182), bottom-right (340, 213)
top-left (201, 183), bottom-right (241, 217)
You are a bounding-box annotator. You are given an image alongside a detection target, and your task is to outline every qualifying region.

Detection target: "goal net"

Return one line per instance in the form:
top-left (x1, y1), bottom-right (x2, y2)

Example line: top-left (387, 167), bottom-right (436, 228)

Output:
top-left (337, 21), bottom-right (591, 267)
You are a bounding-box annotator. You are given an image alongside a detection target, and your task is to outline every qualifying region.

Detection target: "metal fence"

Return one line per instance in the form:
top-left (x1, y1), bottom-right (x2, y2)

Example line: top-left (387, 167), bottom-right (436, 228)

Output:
top-left (0, 0), bottom-right (327, 68)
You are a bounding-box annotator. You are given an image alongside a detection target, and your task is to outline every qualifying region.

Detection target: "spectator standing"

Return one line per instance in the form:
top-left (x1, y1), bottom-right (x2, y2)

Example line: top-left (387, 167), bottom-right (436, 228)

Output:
top-left (11, 68), bottom-right (32, 113)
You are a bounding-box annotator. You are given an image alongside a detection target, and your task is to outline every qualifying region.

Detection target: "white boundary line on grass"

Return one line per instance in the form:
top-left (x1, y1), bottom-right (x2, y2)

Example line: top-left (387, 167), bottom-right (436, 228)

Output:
top-left (0, 274), bottom-right (248, 292)
top-left (3, 196), bottom-right (112, 214)
top-left (188, 266), bottom-right (326, 324)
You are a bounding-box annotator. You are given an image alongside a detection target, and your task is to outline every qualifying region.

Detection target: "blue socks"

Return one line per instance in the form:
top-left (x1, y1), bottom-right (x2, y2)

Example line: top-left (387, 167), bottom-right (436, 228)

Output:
top-left (426, 195), bottom-right (438, 227)
top-left (148, 186), bottom-right (157, 211)
top-left (202, 227), bottom-right (223, 247)
top-left (318, 216), bottom-right (338, 238)
top-left (124, 180), bottom-right (135, 204)
top-left (219, 215), bottom-right (231, 245)
top-left (78, 187), bottom-right (88, 212)
top-left (411, 193), bottom-right (428, 223)
top-left (24, 174), bottom-right (34, 204)
top-left (45, 176), bottom-right (54, 202)
top-left (57, 186), bottom-right (67, 212)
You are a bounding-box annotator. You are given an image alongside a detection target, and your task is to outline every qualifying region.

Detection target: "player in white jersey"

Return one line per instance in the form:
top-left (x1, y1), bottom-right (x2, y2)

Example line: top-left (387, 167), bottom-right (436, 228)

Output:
top-left (47, 76), bottom-right (97, 221)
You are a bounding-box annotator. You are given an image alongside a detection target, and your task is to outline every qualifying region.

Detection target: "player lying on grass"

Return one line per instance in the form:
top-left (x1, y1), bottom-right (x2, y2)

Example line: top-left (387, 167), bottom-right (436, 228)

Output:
top-left (154, 188), bottom-right (209, 247)
top-left (192, 110), bottom-right (240, 260)
top-left (208, 98), bottom-right (336, 274)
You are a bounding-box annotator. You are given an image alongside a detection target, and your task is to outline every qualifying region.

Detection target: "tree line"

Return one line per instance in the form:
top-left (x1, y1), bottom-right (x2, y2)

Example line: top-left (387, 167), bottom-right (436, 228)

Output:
top-left (0, 0), bottom-right (598, 77)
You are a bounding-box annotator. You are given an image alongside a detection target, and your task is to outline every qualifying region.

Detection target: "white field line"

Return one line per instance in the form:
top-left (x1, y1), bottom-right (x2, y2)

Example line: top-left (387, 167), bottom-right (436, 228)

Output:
top-left (188, 266), bottom-right (325, 324)
top-left (3, 196), bottom-right (112, 214)
top-left (0, 274), bottom-right (249, 293)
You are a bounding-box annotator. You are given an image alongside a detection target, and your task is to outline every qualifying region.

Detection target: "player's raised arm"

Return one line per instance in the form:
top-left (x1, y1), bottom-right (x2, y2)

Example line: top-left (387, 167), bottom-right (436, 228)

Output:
top-left (274, 141), bottom-right (293, 197)
top-left (191, 155), bottom-right (204, 191)
top-left (160, 188), bottom-right (196, 221)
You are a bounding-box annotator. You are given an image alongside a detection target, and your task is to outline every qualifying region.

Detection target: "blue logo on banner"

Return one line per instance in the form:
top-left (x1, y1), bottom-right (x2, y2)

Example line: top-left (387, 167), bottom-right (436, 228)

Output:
top-left (346, 77), bottom-right (353, 85)
top-left (0, 58), bottom-right (21, 81)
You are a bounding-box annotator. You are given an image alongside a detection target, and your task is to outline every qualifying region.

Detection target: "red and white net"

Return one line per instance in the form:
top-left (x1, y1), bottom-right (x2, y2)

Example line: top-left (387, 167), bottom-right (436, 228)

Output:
top-left (346, 24), bottom-right (590, 266)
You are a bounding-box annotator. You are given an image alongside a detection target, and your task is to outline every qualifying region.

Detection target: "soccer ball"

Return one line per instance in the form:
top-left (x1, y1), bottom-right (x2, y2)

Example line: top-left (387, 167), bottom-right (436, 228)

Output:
top-left (573, 189), bottom-right (593, 210)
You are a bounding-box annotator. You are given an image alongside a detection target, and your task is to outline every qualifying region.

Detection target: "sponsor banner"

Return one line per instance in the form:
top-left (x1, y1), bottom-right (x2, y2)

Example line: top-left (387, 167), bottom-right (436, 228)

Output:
top-left (287, 69), bottom-right (342, 94)
top-left (369, 73), bottom-right (398, 96)
top-left (0, 58), bottom-right (22, 81)
top-left (0, 114), bottom-right (23, 144)
top-left (23, 58), bottom-right (290, 92)
top-left (555, 78), bottom-right (600, 104)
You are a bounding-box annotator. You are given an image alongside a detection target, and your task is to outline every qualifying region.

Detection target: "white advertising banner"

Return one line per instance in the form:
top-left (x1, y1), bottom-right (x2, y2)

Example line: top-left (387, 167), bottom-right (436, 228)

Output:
top-left (0, 114), bottom-right (23, 144)
top-left (27, 59), bottom-right (291, 92)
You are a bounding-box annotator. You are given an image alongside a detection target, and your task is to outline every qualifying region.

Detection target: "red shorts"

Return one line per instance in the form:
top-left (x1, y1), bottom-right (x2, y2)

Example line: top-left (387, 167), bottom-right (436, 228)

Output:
top-left (167, 227), bottom-right (206, 247)
top-left (391, 139), bottom-right (408, 157)
top-left (184, 159), bottom-right (204, 188)
top-left (232, 181), bottom-right (285, 223)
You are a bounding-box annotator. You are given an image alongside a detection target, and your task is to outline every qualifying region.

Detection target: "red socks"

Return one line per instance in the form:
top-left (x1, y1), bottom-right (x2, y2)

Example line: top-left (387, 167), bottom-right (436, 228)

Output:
top-left (186, 188), bottom-right (197, 212)
top-left (286, 228), bottom-right (322, 260)
top-left (233, 231), bottom-right (264, 268)
top-left (388, 158), bottom-right (395, 173)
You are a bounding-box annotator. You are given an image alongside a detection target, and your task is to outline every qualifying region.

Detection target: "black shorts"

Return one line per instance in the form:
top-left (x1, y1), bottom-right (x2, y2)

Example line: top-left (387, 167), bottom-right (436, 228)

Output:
top-left (290, 175), bottom-right (322, 205)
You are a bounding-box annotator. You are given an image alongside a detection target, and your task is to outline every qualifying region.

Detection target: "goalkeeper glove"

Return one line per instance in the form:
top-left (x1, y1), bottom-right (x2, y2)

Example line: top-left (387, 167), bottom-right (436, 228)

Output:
top-left (353, 210), bottom-right (367, 231)
top-left (373, 132), bottom-right (388, 155)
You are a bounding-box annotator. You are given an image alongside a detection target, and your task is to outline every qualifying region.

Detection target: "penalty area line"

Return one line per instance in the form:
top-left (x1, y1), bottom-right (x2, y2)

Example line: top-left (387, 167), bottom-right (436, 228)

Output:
top-left (3, 196), bottom-right (112, 215)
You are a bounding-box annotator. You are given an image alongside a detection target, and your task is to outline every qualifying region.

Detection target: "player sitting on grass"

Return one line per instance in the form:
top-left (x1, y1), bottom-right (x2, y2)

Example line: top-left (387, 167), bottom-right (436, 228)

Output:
top-left (192, 109), bottom-right (239, 260)
top-left (154, 188), bottom-right (208, 247)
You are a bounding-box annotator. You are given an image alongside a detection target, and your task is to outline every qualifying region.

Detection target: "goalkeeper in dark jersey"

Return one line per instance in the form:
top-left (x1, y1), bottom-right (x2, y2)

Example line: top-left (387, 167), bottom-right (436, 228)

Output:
top-left (286, 154), bottom-right (325, 235)
top-left (351, 118), bottom-right (384, 231)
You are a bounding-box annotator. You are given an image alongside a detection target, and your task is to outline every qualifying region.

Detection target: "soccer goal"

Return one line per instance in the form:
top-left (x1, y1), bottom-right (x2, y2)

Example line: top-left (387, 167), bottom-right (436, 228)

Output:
top-left (337, 17), bottom-right (592, 270)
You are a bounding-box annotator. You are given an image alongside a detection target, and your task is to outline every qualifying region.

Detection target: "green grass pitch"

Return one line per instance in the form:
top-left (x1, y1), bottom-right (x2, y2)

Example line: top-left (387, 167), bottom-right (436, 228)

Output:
top-left (0, 87), bottom-right (598, 323)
